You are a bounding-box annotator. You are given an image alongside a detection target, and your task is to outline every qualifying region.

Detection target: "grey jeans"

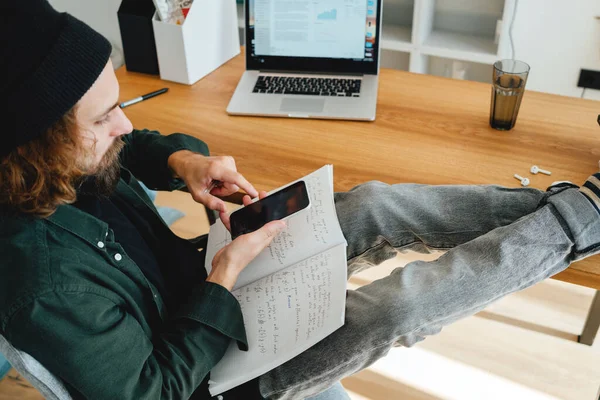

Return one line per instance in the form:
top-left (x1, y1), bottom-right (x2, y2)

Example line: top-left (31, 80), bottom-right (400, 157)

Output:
top-left (258, 181), bottom-right (600, 400)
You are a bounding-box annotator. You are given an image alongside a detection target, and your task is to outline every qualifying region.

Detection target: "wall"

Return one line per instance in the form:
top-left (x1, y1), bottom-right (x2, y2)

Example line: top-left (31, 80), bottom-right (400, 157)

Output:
top-left (511, 0), bottom-right (600, 100)
top-left (48, 0), bottom-right (125, 68)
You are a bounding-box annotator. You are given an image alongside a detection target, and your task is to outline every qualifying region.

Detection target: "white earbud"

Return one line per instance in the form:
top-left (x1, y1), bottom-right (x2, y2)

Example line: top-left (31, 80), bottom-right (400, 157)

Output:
top-left (514, 174), bottom-right (530, 187)
top-left (530, 165), bottom-right (552, 175)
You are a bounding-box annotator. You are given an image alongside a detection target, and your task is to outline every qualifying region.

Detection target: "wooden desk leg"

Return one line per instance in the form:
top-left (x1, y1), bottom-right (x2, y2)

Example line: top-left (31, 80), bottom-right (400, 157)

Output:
top-left (579, 290), bottom-right (600, 346)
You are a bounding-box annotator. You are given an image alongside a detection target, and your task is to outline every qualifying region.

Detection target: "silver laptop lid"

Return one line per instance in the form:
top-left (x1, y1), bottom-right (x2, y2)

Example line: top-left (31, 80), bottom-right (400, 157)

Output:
top-left (244, 0), bottom-right (382, 75)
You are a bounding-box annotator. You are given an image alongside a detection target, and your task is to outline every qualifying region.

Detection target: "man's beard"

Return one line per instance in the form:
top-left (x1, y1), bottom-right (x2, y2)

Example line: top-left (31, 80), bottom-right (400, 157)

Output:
top-left (76, 138), bottom-right (125, 198)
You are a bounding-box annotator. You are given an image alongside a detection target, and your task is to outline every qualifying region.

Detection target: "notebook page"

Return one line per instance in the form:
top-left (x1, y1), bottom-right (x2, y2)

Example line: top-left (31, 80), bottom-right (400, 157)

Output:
top-left (208, 243), bottom-right (348, 396)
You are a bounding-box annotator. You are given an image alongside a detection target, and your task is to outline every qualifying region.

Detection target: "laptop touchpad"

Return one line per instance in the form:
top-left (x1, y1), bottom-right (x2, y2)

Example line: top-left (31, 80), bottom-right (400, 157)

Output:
top-left (280, 98), bottom-right (325, 113)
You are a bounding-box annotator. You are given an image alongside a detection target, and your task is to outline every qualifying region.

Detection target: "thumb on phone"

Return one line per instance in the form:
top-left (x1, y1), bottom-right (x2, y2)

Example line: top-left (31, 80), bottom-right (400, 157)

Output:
top-left (208, 220), bottom-right (287, 290)
top-left (243, 220), bottom-right (287, 254)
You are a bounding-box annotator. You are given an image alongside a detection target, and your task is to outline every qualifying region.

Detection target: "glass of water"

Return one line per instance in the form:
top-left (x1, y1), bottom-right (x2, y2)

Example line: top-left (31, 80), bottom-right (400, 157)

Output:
top-left (489, 60), bottom-right (530, 131)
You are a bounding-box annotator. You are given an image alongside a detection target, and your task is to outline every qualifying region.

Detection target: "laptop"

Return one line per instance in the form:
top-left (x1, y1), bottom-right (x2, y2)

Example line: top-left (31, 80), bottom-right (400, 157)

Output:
top-left (227, 0), bottom-right (382, 121)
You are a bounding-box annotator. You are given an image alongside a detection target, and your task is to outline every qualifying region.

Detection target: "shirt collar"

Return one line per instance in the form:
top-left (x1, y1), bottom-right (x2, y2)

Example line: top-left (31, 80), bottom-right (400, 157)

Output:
top-left (46, 168), bottom-right (159, 246)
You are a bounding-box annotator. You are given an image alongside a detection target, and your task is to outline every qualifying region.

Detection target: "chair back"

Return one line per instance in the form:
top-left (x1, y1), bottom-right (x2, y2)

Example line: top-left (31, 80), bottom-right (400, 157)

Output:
top-left (0, 335), bottom-right (72, 400)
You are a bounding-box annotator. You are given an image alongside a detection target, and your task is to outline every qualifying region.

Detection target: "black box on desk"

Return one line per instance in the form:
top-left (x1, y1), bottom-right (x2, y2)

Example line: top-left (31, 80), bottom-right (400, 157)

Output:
top-left (117, 0), bottom-right (159, 75)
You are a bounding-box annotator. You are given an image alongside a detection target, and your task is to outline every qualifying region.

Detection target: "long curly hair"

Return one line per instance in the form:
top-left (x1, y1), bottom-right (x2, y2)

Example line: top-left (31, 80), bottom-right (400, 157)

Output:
top-left (0, 106), bottom-right (86, 217)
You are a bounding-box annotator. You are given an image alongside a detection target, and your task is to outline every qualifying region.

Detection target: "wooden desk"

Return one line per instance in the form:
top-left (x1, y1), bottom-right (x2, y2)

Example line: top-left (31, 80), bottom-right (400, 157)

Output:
top-left (115, 55), bottom-right (600, 293)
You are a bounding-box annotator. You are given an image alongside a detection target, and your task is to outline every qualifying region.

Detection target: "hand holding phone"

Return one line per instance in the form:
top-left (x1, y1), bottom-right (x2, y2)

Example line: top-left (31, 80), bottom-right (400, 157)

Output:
top-left (207, 220), bottom-right (286, 290)
top-left (229, 181), bottom-right (310, 239)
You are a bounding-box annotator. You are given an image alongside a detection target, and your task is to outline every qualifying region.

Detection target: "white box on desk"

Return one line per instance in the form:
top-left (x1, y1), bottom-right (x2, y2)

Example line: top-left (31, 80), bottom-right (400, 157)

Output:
top-left (152, 0), bottom-right (240, 85)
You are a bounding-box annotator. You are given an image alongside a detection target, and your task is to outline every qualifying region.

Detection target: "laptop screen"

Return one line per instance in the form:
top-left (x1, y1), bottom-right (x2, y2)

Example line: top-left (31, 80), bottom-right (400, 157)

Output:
top-left (245, 0), bottom-right (381, 75)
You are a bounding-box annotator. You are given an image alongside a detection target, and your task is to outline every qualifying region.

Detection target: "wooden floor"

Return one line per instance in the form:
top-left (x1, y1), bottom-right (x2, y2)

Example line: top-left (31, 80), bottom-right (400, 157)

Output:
top-left (2, 190), bottom-right (599, 400)
top-left (0, 371), bottom-right (42, 400)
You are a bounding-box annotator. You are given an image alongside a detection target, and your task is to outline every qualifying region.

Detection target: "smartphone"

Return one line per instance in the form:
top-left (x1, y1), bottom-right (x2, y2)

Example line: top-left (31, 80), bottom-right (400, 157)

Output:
top-left (230, 180), bottom-right (310, 239)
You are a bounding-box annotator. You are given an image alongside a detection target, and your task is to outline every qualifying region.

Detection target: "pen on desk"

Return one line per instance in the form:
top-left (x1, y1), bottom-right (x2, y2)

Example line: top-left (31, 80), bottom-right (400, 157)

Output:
top-left (119, 88), bottom-right (169, 109)
top-left (203, 180), bottom-right (222, 194)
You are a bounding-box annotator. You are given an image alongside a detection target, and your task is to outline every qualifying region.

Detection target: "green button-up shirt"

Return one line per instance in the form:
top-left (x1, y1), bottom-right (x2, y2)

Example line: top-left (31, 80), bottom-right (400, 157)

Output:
top-left (0, 130), bottom-right (248, 399)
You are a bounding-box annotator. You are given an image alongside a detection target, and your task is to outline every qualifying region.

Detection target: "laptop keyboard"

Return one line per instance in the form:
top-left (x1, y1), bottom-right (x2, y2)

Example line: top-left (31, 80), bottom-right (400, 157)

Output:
top-left (253, 76), bottom-right (361, 97)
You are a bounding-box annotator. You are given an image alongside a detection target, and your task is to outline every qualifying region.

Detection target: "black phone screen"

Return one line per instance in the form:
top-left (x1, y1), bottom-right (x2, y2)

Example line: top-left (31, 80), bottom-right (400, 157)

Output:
top-left (230, 180), bottom-right (310, 239)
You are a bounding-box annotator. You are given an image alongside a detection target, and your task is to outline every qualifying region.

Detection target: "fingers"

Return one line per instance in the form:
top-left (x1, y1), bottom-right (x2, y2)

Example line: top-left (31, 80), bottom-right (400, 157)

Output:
top-left (210, 220), bottom-right (286, 290)
top-left (217, 169), bottom-right (258, 198)
top-left (242, 190), bottom-right (269, 207)
top-left (194, 192), bottom-right (226, 213)
top-left (237, 220), bottom-right (286, 257)
top-left (254, 220), bottom-right (286, 248)
top-left (211, 182), bottom-right (240, 197)
top-left (219, 210), bottom-right (231, 232)
top-left (259, 220), bottom-right (287, 241)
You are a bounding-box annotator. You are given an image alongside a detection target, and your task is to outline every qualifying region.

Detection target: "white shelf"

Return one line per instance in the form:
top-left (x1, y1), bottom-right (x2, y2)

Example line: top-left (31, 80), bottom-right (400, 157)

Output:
top-left (421, 30), bottom-right (498, 64)
top-left (426, 55), bottom-right (492, 83)
top-left (381, 25), bottom-right (413, 52)
top-left (381, 50), bottom-right (410, 71)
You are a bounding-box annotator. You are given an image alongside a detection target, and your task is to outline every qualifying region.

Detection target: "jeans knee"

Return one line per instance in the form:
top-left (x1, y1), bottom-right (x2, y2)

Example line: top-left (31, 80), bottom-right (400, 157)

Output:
top-left (341, 181), bottom-right (392, 219)
top-left (349, 181), bottom-right (389, 201)
top-left (336, 181), bottom-right (391, 241)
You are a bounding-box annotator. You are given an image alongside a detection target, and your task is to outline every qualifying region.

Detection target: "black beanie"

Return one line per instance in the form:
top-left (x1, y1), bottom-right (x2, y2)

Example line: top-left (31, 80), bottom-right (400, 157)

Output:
top-left (0, 0), bottom-right (112, 157)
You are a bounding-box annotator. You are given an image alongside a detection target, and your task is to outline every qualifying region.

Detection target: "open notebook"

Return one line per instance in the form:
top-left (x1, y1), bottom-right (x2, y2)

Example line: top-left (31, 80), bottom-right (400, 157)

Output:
top-left (204, 165), bottom-right (348, 395)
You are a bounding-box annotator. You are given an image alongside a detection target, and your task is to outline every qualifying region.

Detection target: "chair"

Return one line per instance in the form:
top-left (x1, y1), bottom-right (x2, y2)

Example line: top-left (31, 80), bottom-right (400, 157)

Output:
top-left (0, 334), bottom-right (71, 400)
top-left (0, 351), bottom-right (9, 380)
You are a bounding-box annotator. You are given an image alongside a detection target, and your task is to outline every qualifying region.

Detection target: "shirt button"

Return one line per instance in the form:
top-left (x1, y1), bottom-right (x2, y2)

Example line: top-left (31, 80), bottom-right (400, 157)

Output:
top-left (97, 241), bottom-right (105, 249)
top-left (217, 396), bottom-right (223, 400)
top-left (114, 253), bottom-right (122, 261)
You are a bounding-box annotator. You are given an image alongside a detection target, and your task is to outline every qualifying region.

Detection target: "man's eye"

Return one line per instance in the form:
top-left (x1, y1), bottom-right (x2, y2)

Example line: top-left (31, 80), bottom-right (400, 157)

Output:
top-left (96, 115), bottom-right (111, 126)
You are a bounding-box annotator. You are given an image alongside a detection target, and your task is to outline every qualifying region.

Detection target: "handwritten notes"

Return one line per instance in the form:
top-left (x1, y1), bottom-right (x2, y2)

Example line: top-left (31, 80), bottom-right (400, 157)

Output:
top-left (208, 244), bottom-right (348, 395)
top-left (235, 251), bottom-right (336, 354)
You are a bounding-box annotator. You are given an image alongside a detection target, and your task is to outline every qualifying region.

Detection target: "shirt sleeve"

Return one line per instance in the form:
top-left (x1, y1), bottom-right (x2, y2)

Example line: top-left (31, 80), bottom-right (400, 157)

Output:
top-left (5, 282), bottom-right (247, 400)
top-left (120, 129), bottom-right (210, 191)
